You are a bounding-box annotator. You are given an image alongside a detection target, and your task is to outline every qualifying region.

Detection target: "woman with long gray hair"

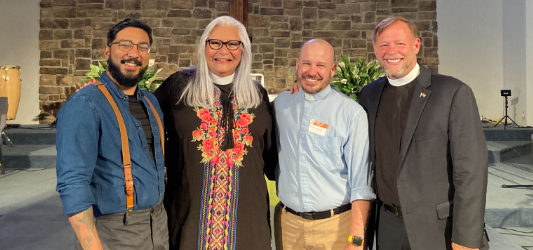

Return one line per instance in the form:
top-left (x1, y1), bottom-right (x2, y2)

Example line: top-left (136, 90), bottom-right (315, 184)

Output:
top-left (154, 16), bottom-right (277, 250)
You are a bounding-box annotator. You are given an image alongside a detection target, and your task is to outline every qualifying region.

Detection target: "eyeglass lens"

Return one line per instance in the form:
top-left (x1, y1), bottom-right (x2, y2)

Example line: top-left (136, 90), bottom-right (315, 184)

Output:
top-left (116, 40), bottom-right (151, 54)
top-left (207, 39), bottom-right (241, 50)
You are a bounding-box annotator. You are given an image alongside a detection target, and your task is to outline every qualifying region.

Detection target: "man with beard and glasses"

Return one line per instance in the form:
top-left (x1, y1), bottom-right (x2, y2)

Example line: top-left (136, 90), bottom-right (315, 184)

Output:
top-left (358, 16), bottom-right (489, 250)
top-left (55, 18), bottom-right (168, 250)
top-left (273, 39), bottom-right (375, 250)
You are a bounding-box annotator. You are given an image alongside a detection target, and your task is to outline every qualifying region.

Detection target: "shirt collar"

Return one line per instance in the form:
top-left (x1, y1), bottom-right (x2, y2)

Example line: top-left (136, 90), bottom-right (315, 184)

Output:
top-left (387, 63), bottom-right (420, 87)
top-left (302, 84), bottom-right (332, 101)
top-left (210, 72), bottom-right (235, 85)
top-left (100, 72), bottom-right (144, 100)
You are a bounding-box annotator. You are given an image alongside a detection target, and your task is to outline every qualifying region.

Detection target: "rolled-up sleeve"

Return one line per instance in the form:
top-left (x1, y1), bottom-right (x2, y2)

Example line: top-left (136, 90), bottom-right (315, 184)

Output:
top-left (55, 95), bottom-right (100, 214)
top-left (345, 106), bottom-right (376, 202)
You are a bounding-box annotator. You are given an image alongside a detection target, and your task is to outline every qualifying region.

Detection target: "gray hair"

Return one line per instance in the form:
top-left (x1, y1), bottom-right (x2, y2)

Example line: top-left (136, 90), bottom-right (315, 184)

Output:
top-left (180, 16), bottom-right (260, 109)
top-left (372, 16), bottom-right (419, 43)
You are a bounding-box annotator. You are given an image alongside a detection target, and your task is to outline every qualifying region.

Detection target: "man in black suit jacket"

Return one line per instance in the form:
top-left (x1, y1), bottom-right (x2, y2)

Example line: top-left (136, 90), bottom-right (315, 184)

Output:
top-left (359, 16), bottom-right (489, 250)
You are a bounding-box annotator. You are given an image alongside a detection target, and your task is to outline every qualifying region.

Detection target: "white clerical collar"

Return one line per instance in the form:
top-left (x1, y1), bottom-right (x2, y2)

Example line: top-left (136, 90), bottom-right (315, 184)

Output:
top-left (387, 63), bottom-right (420, 87)
top-left (303, 85), bottom-right (332, 101)
top-left (210, 72), bottom-right (235, 85)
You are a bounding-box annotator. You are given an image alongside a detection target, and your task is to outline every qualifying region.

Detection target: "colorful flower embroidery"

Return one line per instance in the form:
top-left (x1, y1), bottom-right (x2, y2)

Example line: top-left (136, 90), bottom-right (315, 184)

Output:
top-left (193, 94), bottom-right (255, 250)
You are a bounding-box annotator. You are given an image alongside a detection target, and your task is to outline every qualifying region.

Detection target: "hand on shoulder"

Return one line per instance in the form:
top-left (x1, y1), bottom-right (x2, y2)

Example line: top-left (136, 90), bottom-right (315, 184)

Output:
top-left (285, 80), bottom-right (300, 94)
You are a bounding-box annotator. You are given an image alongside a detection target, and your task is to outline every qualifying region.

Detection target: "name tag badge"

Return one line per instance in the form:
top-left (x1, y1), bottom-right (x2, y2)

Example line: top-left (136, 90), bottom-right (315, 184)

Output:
top-left (309, 119), bottom-right (328, 136)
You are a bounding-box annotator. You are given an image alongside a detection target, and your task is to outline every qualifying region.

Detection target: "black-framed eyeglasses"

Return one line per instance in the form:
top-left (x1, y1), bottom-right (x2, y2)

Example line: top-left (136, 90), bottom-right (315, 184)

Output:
top-left (109, 40), bottom-right (151, 55)
top-left (206, 39), bottom-right (242, 50)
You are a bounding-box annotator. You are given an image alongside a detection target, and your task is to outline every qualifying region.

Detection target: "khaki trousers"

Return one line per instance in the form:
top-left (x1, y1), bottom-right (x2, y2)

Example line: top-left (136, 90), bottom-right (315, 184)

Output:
top-left (274, 202), bottom-right (351, 250)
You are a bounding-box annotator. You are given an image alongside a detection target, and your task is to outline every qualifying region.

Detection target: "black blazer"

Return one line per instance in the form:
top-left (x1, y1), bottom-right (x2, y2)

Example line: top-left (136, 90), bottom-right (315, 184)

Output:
top-left (359, 64), bottom-right (489, 250)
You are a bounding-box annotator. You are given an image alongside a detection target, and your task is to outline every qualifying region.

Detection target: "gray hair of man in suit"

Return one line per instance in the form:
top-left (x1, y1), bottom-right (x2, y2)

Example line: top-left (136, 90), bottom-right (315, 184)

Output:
top-left (372, 16), bottom-right (419, 43)
top-left (371, 16), bottom-right (421, 80)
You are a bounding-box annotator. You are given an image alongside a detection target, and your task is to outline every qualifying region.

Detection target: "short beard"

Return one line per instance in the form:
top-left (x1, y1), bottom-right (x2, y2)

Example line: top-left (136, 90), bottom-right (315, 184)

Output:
top-left (299, 73), bottom-right (330, 95)
top-left (380, 54), bottom-right (417, 80)
top-left (106, 56), bottom-right (147, 88)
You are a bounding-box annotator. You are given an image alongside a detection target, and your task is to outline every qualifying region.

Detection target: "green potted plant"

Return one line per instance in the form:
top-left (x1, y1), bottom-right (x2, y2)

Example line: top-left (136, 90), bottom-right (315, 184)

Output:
top-left (330, 55), bottom-right (384, 102)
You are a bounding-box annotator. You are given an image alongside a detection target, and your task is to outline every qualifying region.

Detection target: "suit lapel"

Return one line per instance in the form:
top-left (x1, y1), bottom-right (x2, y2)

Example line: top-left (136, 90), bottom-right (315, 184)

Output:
top-left (367, 78), bottom-right (386, 163)
top-left (399, 65), bottom-right (432, 169)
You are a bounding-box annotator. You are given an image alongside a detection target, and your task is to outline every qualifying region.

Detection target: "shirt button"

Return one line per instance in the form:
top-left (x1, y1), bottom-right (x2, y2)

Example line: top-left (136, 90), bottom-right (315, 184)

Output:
top-left (138, 126), bottom-right (141, 129)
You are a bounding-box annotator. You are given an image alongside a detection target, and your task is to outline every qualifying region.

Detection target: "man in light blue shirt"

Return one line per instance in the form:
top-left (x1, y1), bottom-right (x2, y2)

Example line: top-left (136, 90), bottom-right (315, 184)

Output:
top-left (273, 39), bottom-right (375, 250)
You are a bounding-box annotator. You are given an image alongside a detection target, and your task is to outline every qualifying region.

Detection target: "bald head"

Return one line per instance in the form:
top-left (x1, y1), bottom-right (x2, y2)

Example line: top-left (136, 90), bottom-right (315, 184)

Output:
top-left (299, 39), bottom-right (335, 64)
top-left (296, 38), bottom-right (337, 94)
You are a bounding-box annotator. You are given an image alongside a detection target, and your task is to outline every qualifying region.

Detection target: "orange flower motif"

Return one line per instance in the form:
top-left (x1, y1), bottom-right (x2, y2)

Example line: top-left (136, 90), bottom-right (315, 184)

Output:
top-left (236, 113), bottom-right (253, 127)
top-left (202, 138), bottom-right (215, 152)
top-left (233, 142), bottom-right (244, 156)
top-left (192, 129), bottom-right (203, 138)
top-left (245, 134), bottom-right (253, 144)
top-left (197, 109), bottom-right (215, 123)
top-left (200, 123), bottom-right (208, 130)
top-left (241, 127), bottom-right (249, 134)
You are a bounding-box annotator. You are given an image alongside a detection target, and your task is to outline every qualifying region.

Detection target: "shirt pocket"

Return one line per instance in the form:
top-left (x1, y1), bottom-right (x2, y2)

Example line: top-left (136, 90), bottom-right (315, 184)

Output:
top-left (312, 134), bottom-right (343, 169)
top-left (436, 200), bottom-right (453, 220)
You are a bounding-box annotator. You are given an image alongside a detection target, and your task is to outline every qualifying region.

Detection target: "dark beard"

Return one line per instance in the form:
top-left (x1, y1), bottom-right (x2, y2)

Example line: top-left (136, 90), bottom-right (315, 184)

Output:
top-left (106, 57), bottom-right (147, 88)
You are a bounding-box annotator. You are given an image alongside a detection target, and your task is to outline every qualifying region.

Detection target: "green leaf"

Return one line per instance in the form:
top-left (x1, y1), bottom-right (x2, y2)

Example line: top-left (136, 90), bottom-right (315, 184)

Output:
top-left (98, 62), bottom-right (106, 72)
top-left (90, 64), bottom-right (99, 72)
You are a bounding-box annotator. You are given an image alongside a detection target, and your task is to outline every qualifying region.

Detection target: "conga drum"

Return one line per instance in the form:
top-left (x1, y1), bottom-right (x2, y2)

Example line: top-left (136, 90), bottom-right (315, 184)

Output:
top-left (0, 65), bottom-right (21, 120)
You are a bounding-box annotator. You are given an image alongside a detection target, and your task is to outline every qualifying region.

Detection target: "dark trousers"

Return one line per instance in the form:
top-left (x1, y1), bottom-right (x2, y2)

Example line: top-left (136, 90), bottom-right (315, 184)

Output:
top-left (75, 202), bottom-right (169, 250)
top-left (377, 205), bottom-right (411, 250)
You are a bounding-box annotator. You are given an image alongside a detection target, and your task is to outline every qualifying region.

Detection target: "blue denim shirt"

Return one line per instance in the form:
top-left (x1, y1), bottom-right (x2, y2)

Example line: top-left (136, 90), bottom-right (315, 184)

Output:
top-left (56, 72), bottom-right (165, 216)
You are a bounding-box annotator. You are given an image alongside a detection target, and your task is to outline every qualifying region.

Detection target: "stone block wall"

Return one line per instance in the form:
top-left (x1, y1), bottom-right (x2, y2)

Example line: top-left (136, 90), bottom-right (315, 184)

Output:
top-left (39, 0), bottom-right (437, 121)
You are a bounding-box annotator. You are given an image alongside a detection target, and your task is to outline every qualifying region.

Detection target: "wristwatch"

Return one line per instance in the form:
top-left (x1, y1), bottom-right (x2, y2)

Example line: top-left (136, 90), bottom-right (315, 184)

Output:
top-left (348, 235), bottom-right (364, 246)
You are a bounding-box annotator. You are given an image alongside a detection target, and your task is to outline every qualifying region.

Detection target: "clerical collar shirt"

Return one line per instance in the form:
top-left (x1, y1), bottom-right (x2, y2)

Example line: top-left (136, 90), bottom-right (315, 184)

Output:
top-left (387, 63), bottom-right (420, 86)
top-left (273, 85), bottom-right (375, 212)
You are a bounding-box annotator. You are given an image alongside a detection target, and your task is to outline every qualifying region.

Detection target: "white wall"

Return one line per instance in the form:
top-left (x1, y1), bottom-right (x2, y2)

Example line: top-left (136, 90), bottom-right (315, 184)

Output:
top-left (502, 0), bottom-right (527, 125)
top-left (526, 1), bottom-right (533, 127)
top-left (438, 0), bottom-right (533, 126)
top-left (437, 0), bottom-right (504, 123)
top-left (0, 0), bottom-right (41, 124)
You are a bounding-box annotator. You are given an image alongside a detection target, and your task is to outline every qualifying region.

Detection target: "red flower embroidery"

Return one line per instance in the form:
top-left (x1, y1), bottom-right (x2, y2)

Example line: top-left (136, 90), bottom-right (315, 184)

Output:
top-left (236, 113), bottom-right (253, 127)
top-left (198, 109), bottom-right (215, 124)
top-left (245, 135), bottom-right (253, 144)
top-left (193, 97), bottom-right (254, 168)
top-left (192, 129), bottom-right (203, 138)
top-left (203, 138), bottom-right (215, 152)
top-left (233, 142), bottom-right (244, 156)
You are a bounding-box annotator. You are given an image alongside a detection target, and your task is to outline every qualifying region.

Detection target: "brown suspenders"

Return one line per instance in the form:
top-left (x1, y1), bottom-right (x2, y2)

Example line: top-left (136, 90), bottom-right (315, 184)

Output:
top-left (96, 83), bottom-right (165, 215)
